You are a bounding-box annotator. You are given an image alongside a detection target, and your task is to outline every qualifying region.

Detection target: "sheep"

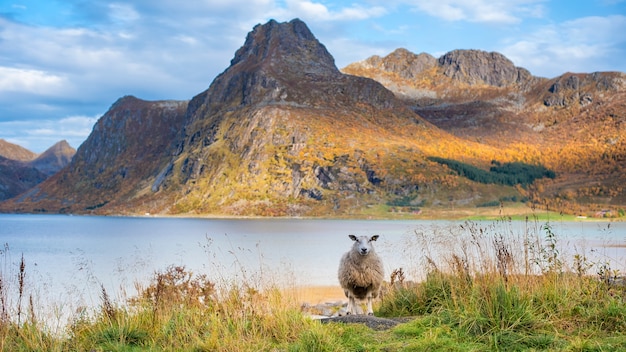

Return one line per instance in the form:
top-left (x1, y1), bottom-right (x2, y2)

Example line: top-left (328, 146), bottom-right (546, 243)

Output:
top-left (338, 234), bottom-right (384, 315)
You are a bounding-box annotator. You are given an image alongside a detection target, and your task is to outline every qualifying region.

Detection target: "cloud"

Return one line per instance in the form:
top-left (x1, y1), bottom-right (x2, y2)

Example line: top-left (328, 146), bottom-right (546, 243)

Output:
top-left (108, 3), bottom-right (140, 23)
top-left (401, 0), bottom-right (545, 24)
top-left (0, 67), bottom-right (66, 95)
top-left (282, 0), bottom-right (387, 21)
top-left (0, 115), bottom-right (99, 153)
top-left (501, 15), bottom-right (626, 77)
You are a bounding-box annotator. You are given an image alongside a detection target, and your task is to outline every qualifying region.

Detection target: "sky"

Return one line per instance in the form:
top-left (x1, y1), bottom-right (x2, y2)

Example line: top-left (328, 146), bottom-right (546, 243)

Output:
top-left (1, 0), bottom-right (625, 153)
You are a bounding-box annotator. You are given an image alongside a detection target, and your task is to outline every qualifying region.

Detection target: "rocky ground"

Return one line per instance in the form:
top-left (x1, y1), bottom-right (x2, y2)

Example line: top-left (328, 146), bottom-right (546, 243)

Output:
top-left (301, 300), bottom-right (412, 331)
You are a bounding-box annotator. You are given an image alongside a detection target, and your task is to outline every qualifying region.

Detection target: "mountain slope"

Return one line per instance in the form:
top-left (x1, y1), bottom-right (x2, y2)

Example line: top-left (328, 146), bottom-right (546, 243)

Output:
top-left (344, 48), bottom-right (626, 213)
top-left (0, 156), bottom-right (48, 201)
top-left (0, 139), bottom-right (37, 161)
top-left (29, 140), bottom-right (76, 176)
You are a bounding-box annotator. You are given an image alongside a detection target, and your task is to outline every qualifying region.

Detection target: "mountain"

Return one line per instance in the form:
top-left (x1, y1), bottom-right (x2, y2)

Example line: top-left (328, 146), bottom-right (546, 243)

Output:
top-left (30, 140), bottom-right (76, 176)
top-left (0, 139), bottom-right (37, 161)
top-left (343, 48), bottom-right (626, 213)
top-left (0, 156), bottom-right (48, 201)
top-left (0, 139), bottom-right (76, 201)
top-left (1, 20), bottom-right (624, 217)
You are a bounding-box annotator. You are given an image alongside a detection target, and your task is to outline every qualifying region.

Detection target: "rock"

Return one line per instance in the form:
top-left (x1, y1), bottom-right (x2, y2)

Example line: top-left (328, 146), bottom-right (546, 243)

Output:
top-left (320, 315), bottom-right (402, 331)
top-left (438, 49), bottom-right (534, 87)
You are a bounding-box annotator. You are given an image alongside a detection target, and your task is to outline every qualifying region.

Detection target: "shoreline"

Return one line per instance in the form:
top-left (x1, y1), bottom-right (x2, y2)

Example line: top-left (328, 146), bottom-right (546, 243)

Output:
top-left (2, 204), bottom-right (623, 222)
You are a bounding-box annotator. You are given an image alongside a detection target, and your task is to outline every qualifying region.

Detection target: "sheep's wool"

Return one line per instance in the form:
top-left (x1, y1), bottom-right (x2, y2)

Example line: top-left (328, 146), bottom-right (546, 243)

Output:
top-left (338, 239), bottom-right (384, 301)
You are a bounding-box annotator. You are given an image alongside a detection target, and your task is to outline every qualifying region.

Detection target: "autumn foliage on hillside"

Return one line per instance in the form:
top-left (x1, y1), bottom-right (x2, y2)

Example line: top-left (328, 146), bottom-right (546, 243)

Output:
top-left (343, 48), bottom-right (626, 217)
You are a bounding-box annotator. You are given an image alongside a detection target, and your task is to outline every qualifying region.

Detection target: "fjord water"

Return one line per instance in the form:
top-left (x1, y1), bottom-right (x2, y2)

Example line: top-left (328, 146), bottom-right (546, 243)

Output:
top-left (1, 214), bottom-right (625, 317)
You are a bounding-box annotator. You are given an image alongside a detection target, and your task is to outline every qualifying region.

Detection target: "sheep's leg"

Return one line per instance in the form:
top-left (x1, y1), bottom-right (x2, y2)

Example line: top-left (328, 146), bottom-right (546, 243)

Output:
top-left (346, 294), bottom-right (357, 315)
top-left (353, 300), bottom-right (363, 315)
top-left (366, 295), bottom-right (374, 315)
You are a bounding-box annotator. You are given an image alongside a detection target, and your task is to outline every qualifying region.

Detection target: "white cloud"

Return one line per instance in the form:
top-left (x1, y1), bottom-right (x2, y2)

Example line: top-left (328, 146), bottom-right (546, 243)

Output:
top-left (501, 15), bottom-right (626, 77)
top-left (0, 67), bottom-right (66, 95)
top-left (403, 0), bottom-right (545, 24)
top-left (282, 0), bottom-right (386, 21)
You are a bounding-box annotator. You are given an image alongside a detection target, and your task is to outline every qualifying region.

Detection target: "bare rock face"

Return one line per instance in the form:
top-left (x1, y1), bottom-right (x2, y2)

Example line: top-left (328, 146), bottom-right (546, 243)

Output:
top-left (2, 96), bottom-right (188, 212)
top-left (543, 71), bottom-right (626, 107)
top-left (438, 49), bottom-right (535, 87)
top-left (360, 48), bottom-right (437, 80)
top-left (231, 18), bottom-right (339, 78)
top-left (185, 19), bottom-right (342, 117)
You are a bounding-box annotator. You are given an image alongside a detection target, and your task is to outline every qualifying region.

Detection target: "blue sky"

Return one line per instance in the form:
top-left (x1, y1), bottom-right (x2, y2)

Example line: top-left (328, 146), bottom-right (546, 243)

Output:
top-left (1, 0), bottom-right (625, 153)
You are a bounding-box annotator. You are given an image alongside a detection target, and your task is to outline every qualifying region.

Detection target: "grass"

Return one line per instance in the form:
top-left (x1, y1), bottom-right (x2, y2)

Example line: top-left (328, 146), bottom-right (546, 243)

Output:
top-left (1, 217), bottom-right (626, 351)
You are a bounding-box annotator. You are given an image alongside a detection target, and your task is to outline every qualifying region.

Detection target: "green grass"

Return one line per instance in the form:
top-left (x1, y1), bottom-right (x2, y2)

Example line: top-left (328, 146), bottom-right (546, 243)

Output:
top-left (1, 218), bottom-right (626, 351)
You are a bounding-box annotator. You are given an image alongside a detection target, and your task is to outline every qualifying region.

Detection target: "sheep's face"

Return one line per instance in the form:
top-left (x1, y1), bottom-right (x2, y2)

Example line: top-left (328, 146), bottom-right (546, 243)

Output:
top-left (349, 235), bottom-right (379, 256)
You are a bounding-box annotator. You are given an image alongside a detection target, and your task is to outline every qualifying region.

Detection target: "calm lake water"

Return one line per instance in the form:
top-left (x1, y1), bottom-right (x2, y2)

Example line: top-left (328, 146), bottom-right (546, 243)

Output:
top-left (1, 214), bottom-right (625, 324)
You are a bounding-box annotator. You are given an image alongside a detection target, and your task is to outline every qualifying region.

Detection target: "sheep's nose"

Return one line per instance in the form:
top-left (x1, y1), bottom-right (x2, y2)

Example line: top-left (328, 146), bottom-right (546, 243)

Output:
top-left (360, 248), bottom-right (368, 254)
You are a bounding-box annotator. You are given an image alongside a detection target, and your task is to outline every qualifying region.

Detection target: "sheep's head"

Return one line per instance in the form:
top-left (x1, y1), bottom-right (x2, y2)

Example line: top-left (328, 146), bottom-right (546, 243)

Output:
top-left (349, 235), bottom-right (379, 256)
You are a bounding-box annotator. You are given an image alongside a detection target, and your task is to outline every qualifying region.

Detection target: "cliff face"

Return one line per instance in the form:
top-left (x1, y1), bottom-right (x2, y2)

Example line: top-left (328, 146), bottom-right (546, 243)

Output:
top-left (438, 50), bottom-right (536, 87)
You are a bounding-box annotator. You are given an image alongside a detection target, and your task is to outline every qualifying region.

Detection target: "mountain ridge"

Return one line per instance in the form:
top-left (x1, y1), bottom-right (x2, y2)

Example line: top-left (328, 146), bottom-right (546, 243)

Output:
top-left (0, 139), bottom-right (38, 161)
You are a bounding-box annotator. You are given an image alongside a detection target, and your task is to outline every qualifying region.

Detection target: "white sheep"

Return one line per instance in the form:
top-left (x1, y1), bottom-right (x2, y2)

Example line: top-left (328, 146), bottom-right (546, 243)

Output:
top-left (338, 234), bottom-right (384, 315)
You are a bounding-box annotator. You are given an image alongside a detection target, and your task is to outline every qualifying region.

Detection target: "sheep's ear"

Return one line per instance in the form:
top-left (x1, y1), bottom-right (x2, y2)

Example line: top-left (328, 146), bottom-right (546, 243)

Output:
top-left (349, 235), bottom-right (357, 241)
top-left (370, 235), bottom-right (379, 242)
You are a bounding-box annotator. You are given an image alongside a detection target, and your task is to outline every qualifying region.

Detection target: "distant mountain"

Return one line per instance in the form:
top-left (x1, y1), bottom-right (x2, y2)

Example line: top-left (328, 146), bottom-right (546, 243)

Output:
top-left (0, 139), bottom-right (76, 201)
top-left (0, 139), bottom-right (37, 161)
top-left (30, 140), bottom-right (76, 176)
top-left (0, 156), bottom-right (48, 201)
top-left (1, 19), bottom-right (624, 216)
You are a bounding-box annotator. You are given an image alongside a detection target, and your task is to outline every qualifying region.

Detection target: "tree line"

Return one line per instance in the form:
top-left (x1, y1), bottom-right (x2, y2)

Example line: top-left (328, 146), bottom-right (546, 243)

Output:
top-left (428, 157), bottom-right (556, 187)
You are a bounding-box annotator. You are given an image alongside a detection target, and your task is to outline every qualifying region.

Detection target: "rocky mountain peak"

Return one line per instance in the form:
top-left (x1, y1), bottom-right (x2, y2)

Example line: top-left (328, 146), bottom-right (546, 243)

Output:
top-left (438, 49), bottom-right (534, 87)
top-left (185, 18), bottom-right (397, 122)
top-left (30, 140), bottom-right (76, 176)
top-left (378, 49), bottom-right (437, 79)
top-left (231, 18), bottom-right (338, 77)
